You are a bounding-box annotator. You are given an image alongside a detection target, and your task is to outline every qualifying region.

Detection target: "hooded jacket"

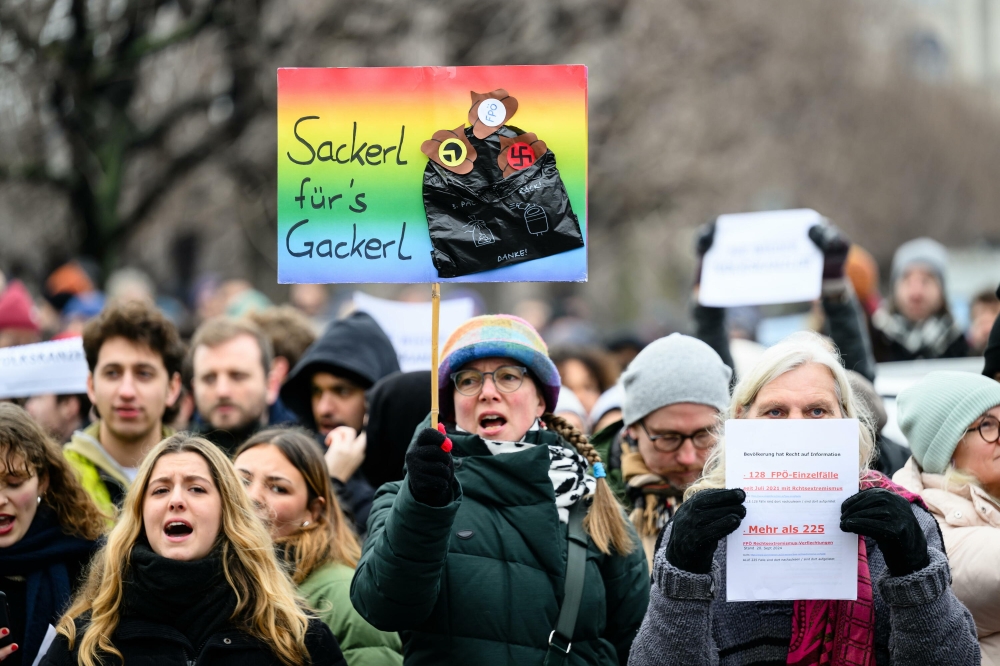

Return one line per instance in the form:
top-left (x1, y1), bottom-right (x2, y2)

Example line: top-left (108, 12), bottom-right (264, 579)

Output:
top-left (894, 457), bottom-right (1000, 665)
top-left (279, 311), bottom-right (400, 534)
top-left (280, 312), bottom-right (400, 430)
top-left (64, 421), bottom-right (173, 517)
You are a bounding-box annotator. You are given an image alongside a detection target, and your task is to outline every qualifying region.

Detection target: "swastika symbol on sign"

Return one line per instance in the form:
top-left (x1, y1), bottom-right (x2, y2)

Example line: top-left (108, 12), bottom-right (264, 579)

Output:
top-left (438, 139), bottom-right (465, 167)
top-left (508, 142), bottom-right (535, 170)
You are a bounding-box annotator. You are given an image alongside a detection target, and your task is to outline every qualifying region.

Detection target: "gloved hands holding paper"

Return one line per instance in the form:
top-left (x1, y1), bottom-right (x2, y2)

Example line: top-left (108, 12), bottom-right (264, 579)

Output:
top-left (667, 488), bottom-right (746, 575)
top-left (840, 488), bottom-right (930, 576)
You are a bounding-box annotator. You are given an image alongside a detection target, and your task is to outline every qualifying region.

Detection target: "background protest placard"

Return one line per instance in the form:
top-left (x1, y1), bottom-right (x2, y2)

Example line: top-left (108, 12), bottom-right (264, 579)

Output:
top-left (725, 419), bottom-right (860, 602)
top-left (0, 338), bottom-right (89, 399)
top-left (698, 209), bottom-right (824, 307)
top-left (352, 292), bottom-right (475, 372)
top-left (277, 65), bottom-right (588, 284)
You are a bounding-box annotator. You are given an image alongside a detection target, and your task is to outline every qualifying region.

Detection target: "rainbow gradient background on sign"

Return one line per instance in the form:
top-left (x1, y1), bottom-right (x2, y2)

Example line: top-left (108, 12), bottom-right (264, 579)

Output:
top-left (277, 65), bottom-right (587, 284)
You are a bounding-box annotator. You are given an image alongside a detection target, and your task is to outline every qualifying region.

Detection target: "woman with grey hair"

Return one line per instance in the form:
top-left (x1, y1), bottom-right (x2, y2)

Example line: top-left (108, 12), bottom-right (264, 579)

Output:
top-left (629, 331), bottom-right (979, 666)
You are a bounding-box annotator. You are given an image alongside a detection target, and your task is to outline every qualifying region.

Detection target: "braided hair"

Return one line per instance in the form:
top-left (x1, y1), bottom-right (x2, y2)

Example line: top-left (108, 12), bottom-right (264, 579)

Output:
top-left (542, 412), bottom-right (635, 556)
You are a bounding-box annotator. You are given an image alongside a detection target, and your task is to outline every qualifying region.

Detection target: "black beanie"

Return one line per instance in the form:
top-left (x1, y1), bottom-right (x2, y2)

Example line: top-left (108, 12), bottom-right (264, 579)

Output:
top-left (984, 282), bottom-right (1000, 380)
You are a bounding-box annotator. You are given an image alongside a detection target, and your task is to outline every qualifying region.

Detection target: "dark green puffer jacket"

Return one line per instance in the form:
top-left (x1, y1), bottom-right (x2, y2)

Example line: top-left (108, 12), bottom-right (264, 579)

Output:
top-left (350, 425), bottom-right (650, 665)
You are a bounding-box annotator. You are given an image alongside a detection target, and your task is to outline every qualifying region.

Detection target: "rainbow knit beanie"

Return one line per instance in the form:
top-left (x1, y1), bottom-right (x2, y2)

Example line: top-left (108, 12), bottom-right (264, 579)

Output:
top-left (897, 371), bottom-right (1000, 474)
top-left (439, 314), bottom-right (561, 417)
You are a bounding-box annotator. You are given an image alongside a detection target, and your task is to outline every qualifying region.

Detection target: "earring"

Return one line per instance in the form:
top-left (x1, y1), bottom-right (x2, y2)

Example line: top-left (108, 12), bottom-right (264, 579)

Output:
top-left (37, 496), bottom-right (42, 505)
top-left (302, 520), bottom-right (310, 527)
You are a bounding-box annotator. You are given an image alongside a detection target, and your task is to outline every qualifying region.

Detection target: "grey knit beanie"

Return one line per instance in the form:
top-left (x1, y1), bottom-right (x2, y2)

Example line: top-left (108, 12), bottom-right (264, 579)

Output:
top-left (621, 333), bottom-right (732, 426)
top-left (890, 237), bottom-right (948, 289)
top-left (897, 371), bottom-right (1000, 474)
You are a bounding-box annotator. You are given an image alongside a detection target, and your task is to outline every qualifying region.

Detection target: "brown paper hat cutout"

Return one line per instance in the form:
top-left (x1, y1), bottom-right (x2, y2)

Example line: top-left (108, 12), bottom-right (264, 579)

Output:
top-left (421, 126), bottom-right (478, 175)
top-left (497, 133), bottom-right (547, 178)
top-left (467, 89), bottom-right (519, 139)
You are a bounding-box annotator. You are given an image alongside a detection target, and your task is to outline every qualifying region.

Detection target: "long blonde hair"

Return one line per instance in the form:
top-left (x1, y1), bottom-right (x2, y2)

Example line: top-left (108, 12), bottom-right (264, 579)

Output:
top-left (57, 434), bottom-right (313, 666)
top-left (542, 413), bottom-right (636, 556)
top-left (685, 331), bottom-right (876, 500)
top-left (236, 428), bottom-right (361, 584)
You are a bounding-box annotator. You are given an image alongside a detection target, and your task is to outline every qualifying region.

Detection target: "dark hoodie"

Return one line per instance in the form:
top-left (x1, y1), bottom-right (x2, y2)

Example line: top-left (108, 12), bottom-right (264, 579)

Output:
top-left (363, 370), bottom-right (432, 489)
top-left (281, 312), bottom-right (400, 427)
top-left (984, 282), bottom-right (1000, 381)
top-left (280, 312), bottom-right (401, 535)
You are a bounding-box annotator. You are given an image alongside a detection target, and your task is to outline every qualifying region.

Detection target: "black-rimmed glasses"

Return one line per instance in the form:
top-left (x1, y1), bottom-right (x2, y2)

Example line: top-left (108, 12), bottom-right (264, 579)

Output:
top-left (639, 420), bottom-right (716, 453)
top-left (451, 365), bottom-right (529, 396)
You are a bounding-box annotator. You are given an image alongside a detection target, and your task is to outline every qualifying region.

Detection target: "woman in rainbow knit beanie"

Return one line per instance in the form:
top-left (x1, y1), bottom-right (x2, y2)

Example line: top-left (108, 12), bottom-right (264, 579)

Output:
top-left (351, 314), bottom-right (649, 666)
top-left (894, 371), bottom-right (1000, 665)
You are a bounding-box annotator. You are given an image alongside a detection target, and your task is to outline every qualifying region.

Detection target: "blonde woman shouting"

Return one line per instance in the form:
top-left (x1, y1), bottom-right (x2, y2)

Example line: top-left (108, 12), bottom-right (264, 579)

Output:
top-left (40, 433), bottom-right (346, 666)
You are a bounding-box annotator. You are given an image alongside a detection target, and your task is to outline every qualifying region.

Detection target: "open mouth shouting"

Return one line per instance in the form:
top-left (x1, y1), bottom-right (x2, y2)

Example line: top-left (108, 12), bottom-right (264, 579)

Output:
top-left (0, 514), bottom-right (14, 536)
top-left (478, 412), bottom-right (508, 438)
top-left (163, 519), bottom-right (194, 541)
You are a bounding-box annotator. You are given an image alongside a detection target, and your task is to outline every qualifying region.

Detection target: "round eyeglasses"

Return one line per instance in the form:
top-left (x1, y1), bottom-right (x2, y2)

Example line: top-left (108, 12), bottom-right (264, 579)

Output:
top-left (965, 416), bottom-right (1000, 444)
top-left (640, 420), bottom-right (716, 453)
top-left (451, 365), bottom-right (529, 396)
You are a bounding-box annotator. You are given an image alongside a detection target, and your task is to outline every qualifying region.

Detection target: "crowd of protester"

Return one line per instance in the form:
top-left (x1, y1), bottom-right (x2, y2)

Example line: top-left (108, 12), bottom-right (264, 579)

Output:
top-left (0, 224), bottom-right (999, 665)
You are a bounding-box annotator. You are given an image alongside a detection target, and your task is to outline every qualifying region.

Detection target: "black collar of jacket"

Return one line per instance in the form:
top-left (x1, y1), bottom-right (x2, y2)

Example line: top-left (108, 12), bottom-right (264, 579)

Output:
top-left (113, 617), bottom-right (258, 651)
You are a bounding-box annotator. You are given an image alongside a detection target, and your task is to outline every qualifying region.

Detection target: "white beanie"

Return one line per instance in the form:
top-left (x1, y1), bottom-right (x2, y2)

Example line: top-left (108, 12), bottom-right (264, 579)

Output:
top-left (621, 333), bottom-right (732, 426)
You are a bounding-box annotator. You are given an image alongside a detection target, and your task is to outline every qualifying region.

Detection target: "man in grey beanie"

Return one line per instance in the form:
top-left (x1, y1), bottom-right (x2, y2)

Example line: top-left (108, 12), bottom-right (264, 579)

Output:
top-left (591, 333), bottom-right (731, 568)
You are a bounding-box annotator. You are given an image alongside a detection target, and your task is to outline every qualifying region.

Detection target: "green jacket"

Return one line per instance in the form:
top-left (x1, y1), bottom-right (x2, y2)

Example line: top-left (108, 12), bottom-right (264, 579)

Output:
top-left (350, 426), bottom-right (650, 666)
top-left (64, 421), bottom-right (173, 517)
top-left (299, 562), bottom-right (403, 666)
top-left (590, 421), bottom-right (628, 508)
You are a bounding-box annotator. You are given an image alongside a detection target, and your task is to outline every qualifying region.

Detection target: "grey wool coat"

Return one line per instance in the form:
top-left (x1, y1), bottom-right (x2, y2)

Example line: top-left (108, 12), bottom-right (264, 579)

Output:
top-left (629, 503), bottom-right (980, 666)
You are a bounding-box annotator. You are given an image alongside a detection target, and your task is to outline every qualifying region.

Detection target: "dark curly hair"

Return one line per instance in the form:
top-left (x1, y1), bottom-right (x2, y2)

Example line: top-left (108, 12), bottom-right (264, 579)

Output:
top-left (83, 300), bottom-right (185, 377)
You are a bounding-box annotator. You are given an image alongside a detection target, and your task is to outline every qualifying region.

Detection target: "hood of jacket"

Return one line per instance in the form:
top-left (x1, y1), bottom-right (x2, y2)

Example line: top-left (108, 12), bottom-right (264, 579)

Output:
top-left (280, 312), bottom-right (400, 429)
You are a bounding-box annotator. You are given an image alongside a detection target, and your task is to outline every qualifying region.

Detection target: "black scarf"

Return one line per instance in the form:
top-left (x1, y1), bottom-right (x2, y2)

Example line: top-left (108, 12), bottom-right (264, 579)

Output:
top-left (0, 507), bottom-right (98, 666)
top-left (121, 540), bottom-right (239, 651)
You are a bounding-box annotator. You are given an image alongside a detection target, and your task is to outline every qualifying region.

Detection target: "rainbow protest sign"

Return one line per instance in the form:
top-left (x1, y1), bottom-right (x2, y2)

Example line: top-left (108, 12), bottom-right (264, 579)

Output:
top-left (277, 65), bottom-right (587, 283)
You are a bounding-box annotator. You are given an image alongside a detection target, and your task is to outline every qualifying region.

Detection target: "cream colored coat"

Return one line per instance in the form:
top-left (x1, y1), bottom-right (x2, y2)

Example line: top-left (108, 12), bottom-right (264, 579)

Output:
top-left (894, 456), bottom-right (1000, 666)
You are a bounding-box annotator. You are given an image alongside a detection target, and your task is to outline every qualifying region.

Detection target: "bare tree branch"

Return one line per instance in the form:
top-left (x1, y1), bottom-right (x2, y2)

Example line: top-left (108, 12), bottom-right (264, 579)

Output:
top-left (130, 94), bottom-right (214, 149)
top-left (0, 6), bottom-right (43, 55)
top-left (0, 163), bottom-right (70, 188)
top-left (121, 7), bottom-right (214, 63)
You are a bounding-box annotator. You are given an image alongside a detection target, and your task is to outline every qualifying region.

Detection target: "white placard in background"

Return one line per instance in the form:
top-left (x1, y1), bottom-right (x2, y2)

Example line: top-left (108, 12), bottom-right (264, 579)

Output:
top-left (0, 338), bottom-right (89, 399)
top-left (725, 418), bottom-right (860, 602)
top-left (698, 209), bottom-right (824, 307)
top-left (353, 292), bottom-right (476, 372)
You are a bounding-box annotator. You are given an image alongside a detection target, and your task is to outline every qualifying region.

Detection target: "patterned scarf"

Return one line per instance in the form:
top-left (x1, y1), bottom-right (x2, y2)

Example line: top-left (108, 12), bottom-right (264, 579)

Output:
top-left (461, 420), bottom-right (595, 523)
top-left (871, 307), bottom-right (963, 357)
top-left (786, 471), bottom-right (928, 666)
top-left (621, 434), bottom-right (682, 538)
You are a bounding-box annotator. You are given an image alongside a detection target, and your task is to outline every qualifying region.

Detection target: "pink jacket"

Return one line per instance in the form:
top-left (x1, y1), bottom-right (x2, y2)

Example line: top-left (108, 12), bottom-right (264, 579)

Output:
top-left (895, 456), bottom-right (1000, 665)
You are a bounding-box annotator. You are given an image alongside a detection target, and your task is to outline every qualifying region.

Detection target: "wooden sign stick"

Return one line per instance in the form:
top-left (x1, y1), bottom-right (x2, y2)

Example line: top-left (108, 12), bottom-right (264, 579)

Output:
top-left (430, 283), bottom-right (441, 429)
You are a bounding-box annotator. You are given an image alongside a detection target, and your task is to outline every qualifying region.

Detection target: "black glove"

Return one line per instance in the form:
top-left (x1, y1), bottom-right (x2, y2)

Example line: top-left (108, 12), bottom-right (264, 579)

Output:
top-left (693, 220), bottom-right (717, 288)
top-left (695, 220), bottom-right (716, 257)
top-left (840, 488), bottom-right (929, 576)
top-left (808, 222), bottom-right (851, 281)
top-left (405, 427), bottom-right (454, 507)
top-left (667, 488), bottom-right (746, 574)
